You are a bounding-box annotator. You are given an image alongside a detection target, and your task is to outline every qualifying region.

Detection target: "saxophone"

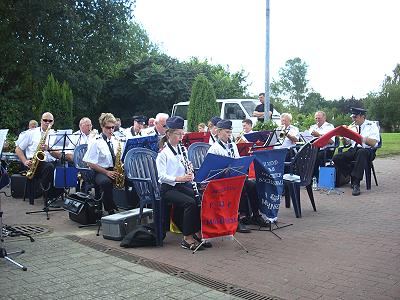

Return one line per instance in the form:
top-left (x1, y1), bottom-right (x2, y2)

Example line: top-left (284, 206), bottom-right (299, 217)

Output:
top-left (26, 124), bottom-right (52, 179)
top-left (113, 138), bottom-right (125, 189)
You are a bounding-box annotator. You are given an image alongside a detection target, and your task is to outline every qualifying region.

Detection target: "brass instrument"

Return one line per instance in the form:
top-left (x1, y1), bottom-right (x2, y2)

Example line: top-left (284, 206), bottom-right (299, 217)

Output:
top-left (113, 137), bottom-right (125, 189)
top-left (278, 127), bottom-right (289, 143)
top-left (178, 142), bottom-right (200, 203)
top-left (26, 124), bottom-right (52, 179)
top-left (235, 131), bottom-right (245, 144)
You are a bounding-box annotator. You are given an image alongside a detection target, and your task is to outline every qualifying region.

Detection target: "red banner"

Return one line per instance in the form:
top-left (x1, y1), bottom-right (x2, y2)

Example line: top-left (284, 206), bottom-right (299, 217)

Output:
top-left (201, 175), bottom-right (246, 239)
top-left (313, 125), bottom-right (362, 148)
top-left (181, 132), bottom-right (211, 148)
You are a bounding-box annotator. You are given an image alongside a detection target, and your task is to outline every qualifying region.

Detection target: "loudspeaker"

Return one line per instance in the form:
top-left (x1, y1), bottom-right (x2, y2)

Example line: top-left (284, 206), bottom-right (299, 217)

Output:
top-left (63, 192), bottom-right (98, 225)
top-left (11, 174), bottom-right (42, 199)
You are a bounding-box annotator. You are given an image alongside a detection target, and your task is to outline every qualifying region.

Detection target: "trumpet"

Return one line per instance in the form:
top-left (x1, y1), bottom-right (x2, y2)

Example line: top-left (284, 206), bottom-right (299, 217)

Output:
top-left (235, 131), bottom-right (245, 144)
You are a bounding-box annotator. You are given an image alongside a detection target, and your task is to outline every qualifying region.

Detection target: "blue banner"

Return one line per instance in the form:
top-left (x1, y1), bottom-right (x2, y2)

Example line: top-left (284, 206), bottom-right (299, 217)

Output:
top-left (253, 149), bottom-right (287, 222)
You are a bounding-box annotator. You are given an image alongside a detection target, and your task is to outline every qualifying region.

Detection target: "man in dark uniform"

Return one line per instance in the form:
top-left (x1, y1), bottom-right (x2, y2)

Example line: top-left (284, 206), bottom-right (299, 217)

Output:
top-left (253, 92), bottom-right (274, 122)
top-left (333, 107), bottom-right (380, 196)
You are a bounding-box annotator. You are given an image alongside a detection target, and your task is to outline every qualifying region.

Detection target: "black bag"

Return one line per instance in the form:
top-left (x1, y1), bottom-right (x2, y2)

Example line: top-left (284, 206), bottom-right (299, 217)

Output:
top-left (120, 224), bottom-right (158, 248)
top-left (335, 167), bottom-right (351, 187)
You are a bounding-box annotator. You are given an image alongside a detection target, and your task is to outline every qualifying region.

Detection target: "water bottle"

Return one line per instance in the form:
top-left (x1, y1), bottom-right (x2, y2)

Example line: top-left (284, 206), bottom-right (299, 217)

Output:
top-left (312, 176), bottom-right (318, 191)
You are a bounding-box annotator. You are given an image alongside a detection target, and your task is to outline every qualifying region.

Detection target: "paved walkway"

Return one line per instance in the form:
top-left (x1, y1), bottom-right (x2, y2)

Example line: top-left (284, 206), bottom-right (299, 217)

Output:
top-left (1, 156), bottom-right (400, 299)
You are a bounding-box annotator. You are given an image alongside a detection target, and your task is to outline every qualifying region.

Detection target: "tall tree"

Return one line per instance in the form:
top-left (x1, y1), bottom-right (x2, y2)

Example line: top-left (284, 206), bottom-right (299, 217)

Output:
top-left (271, 57), bottom-right (309, 109)
top-left (187, 74), bottom-right (219, 132)
top-left (40, 74), bottom-right (73, 129)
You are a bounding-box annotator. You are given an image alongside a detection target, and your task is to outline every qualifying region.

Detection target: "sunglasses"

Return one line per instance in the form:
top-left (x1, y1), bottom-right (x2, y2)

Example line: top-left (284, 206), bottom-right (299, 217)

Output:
top-left (104, 126), bottom-right (115, 129)
top-left (42, 119), bottom-right (53, 123)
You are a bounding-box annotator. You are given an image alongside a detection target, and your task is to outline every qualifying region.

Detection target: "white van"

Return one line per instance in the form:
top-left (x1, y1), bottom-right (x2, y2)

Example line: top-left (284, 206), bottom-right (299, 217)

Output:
top-left (171, 99), bottom-right (280, 136)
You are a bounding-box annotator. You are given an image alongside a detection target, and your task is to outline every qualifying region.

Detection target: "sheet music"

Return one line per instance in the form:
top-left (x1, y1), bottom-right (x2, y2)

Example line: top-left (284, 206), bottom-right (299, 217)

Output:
top-left (0, 129), bottom-right (9, 155)
top-left (299, 131), bottom-right (315, 143)
top-left (48, 129), bottom-right (73, 149)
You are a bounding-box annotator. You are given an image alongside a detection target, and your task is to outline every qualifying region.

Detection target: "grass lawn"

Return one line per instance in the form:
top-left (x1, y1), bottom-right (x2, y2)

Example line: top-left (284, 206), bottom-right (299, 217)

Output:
top-left (378, 133), bottom-right (400, 157)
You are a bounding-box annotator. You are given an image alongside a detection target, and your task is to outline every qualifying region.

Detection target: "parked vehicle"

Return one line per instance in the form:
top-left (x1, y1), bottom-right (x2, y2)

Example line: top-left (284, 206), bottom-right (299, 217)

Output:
top-left (171, 99), bottom-right (280, 136)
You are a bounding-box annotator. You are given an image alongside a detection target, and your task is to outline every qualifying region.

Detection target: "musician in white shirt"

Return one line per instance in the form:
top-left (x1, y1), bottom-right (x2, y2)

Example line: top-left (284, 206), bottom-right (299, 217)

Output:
top-left (156, 116), bottom-right (210, 251)
top-left (208, 119), bottom-right (268, 232)
top-left (309, 111), bottom-right (335, 179)
top-left (83, 113), bottom-right (120, 214)
top-left (15, 112), bottom-right (62, 203)
top-left (208, 116), bottom-right (221, 145)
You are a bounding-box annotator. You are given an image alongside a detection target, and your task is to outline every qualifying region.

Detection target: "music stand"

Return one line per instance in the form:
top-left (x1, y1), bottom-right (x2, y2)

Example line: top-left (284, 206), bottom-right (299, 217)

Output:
top-left (0, 130), bottom-right (28, 271)
top-left (193, 155), bottom-right (254, 254)
top-left (121, 135), bottom-right (159, 161)
top-left (243, 130), bottom-right (271, 143)
top-left (26, 130), bottom-right (76, 220)
top-left (181, 132), bottom-right (211, 148)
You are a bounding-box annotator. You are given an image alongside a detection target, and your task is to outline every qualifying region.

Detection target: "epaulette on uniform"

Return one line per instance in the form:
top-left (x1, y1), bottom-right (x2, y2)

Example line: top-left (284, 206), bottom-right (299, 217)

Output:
top-left (366, 122), bottom-right (373, 126)
top-left (96, 136), bottom-right (101, 140)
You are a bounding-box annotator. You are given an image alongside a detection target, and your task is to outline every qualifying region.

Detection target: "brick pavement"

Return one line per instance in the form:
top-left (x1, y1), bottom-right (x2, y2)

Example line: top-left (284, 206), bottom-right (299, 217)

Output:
top-left (1, 156), bottom-right (399, 300)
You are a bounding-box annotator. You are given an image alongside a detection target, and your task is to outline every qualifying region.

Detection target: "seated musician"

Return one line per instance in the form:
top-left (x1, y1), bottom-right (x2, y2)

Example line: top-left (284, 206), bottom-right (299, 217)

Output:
top-left (124, 115), bottom-right (146, 139)
top-left (207, 119), bottom-right (268, 233)
top-left (309, 111), bottom-right (335, 180)
top-left (197, 122), bottom-right (206, 132)
top-left (113, 117), bottom-right (125, 138)
top-left (236, 118), bottom-right (254, 143)
top-left (15, 112), bottom-right (63, 204)
top-left (83, 113), bottom-right (120, 214)
top-left (141, 113), bottom-right (169, 140)
top-left (208, 116), bottom-right (221, 145)
top-left (156, 116), bottom-right (211, 251)
top-left (274, 113), bottom-right (299, 161)
top-left (332, 107), bottom-right (380, 196)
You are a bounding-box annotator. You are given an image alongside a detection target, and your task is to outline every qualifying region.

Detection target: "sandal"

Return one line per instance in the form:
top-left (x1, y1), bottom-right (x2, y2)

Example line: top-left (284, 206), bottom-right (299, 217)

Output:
top-left (193, 235), bottom-right (212, 248)
top-left (181, 239), bottom-right (204, 251)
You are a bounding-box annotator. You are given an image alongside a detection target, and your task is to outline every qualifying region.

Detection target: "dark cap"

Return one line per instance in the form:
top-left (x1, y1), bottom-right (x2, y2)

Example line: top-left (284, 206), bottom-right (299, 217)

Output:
top-left (210, 116), bottom-right (222, 126)
top-left (216, 119), bottom-right (232, 130)
top-left (350, 107), bottom-right (367, 117)
top-left (166, 116), bottom-right (184, 129)
top-left (132, 115), bottom-right (147, 125)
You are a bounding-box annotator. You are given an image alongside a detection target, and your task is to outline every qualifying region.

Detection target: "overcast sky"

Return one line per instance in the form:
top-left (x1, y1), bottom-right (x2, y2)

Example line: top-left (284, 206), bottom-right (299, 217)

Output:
top-left (133, 0), bottom-right (400, 100)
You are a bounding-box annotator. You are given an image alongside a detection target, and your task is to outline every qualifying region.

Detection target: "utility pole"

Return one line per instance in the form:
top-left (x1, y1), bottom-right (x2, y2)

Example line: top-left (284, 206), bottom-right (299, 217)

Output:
top-left (264, 0), bottom-right (270, 122)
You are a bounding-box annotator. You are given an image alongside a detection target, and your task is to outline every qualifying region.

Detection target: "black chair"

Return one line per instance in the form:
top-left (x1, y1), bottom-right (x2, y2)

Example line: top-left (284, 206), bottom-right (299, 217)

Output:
top-left (283, 142), bottom-right (319, 218)
top-left (337, 136), bottom-right (381, 190)
top-left (187, 142), bottom-right (211, 171)
top-left (73, 144), bottom-right (96, 194)
top-left (322, 136), bottom-right (340, 166)
top-left (123, 147), bottom-right (164, 246)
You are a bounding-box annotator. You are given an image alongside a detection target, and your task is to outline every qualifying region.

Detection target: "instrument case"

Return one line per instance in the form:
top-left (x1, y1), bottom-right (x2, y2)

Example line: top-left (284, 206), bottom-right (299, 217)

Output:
top-left (101, 208), bottom-right (153, 241)
top-left (11, 174), bottom-right (42, 199)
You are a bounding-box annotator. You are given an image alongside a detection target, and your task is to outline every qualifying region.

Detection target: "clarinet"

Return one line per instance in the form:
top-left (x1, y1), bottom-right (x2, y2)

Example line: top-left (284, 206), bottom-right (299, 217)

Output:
top-left (178, 142), bottom-right (201, 203)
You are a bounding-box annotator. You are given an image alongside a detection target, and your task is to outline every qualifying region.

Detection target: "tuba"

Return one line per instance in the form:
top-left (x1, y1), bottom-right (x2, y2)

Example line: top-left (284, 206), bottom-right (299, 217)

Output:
top-left (113, 137), bottom-right (125, 189)
top-left (26, 124), bottom-right (52, 179)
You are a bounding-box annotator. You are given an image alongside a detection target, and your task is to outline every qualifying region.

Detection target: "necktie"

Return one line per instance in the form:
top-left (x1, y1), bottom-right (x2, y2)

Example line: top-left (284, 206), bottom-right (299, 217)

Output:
top-left (107, 141), bottom-right (116, 166)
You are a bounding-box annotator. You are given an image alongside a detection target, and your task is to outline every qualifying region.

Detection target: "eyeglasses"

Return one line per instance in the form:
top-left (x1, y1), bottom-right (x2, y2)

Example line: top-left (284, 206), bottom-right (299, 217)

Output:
top-left (42, 119), bottom-right (53, 123)
top-left (104, 126), bottom-right (115, 129)
top-left (172, 132), bottom-right (184, 137)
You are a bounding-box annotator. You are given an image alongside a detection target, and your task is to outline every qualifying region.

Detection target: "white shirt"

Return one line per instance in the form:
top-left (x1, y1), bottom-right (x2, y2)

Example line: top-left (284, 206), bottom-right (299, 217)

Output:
top-left (156, 144), bottom-right (186, 186)
top-left (208, 139), bottom-right (240, 158)
top-left (274, 125), bottom-right (299, 149)
top-left (113, 128), bottom-right (126, 139)
top-left (350, 120), bottom-right (380, 148)
top-left (208, 134), bottom-right (217, 145)
top-left (124, 126), bottom-right (141, 139)
top-left (83, 135), bottom-right (119, 169)
top-left (17, 127), bottom-right (56, 162)
top-left (309, 122), bottom-right (334, 149)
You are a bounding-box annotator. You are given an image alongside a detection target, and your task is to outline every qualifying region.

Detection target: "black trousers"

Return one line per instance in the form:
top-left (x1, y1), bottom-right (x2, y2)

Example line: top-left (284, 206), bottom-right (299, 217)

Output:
top-left (161, 183), bottom-right (200, 236)
top-left (239, 179), bottom-right (260, 217)
top-left (33, 161), bottom-right (63, 199)
top-left (333, 147), bottom-right (376, 182)
top-left (95, 172), bottom-right (117, 212)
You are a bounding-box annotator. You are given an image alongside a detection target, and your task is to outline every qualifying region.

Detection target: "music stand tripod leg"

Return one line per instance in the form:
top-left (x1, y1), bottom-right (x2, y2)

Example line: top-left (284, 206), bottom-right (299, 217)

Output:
top-left (232, 236), bottom-right (249, 253)
top-left (0, 211), bottom-right (28, 271)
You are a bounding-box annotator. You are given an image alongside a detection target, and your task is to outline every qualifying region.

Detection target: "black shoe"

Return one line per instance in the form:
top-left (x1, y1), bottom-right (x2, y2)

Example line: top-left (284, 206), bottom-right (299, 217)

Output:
top-left (251, 215), bottom-right (269, 227)
top-left (192, 235), bottom-right (212, 248)
top-left (240, 216), bottom-right (252, 225)
top-left (181, 239), bottom-right (204, 251)
top-left (352, 184), bottom-right (361, 196)
top-left (237, 222), bottom-right (251, 233)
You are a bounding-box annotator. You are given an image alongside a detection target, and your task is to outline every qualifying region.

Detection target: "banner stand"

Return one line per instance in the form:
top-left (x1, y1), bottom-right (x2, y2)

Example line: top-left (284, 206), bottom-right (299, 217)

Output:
top-left (251, 221), bottom-right (292, 240)
top-left (251, 149), bottom-right (292, 239)
top-left (193, 173), bottom-right (249, 254)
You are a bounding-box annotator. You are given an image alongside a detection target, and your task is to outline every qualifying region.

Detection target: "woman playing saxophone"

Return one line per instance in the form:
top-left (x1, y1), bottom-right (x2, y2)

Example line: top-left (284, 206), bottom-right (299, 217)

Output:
top-left (83, 113), bottom-right (120, 215)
